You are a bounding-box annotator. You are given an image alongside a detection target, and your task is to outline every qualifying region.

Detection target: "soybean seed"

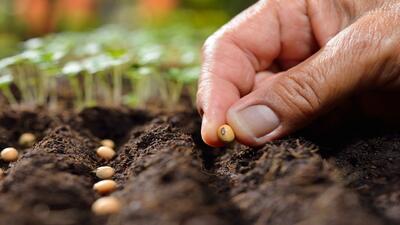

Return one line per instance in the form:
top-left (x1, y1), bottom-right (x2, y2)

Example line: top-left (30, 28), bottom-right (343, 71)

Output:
top-left (96, 146), bottom-right (116, 160)
top-left (217, 124), bottom-right (235, 143)
top-left (96, 166), bottom-right (115, 179)
top-left (100, 139), bottom-right (115, 149)
top-left (18, 132), bottom-right (36, 147)
top-left (92, 196), bottom-right (121, 215)
top-left (93, 180), bottom-right (117, 194)
top-left (1, 147), bottom-right (19, 162)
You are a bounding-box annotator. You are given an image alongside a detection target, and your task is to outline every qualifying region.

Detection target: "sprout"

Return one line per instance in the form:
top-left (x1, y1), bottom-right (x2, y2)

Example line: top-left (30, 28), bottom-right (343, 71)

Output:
top-left (62, 62), bottom-right (83, 75)
top-left (24, 38), bottom-right (44, 50)
top-left (126, 66), bottom-right (168, 107)
top-left (0, 24), bottom-right (208, 108)
top-left (0, 72), bottom-right (16, 105)
top-left (165, 66), bottom-right (200, 107)
top-left (62, 62), bottom-right (85, 108)
top-left (137, 45), bottom-right (164, 65)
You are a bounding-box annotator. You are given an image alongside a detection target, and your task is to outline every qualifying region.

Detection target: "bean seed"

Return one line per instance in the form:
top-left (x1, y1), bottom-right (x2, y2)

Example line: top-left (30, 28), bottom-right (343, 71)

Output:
top-left (1, 147), bottom-right (19, 162)
top-left (217, 124), bottom-right (235, 143)
top-left (92, 196), bottom-right (121, 215)
top-left (93, 180), bottom-right (117, 194)
top-left (100, 139), bottom-right (115, 149)
top-left (96, 146), bottom-right (116, 160)
top-left (19, 133), bottom-right (36, 147)
top-left (96, 166), bottom-right (115, 179)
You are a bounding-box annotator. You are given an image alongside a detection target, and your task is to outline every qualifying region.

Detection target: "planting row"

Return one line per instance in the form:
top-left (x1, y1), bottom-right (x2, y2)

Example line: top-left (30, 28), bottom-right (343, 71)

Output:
top-left (0, 108), bottom-right (391, 225)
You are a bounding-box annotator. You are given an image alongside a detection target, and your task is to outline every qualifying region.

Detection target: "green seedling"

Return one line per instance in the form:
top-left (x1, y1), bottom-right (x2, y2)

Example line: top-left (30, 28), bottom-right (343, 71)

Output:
top-left (126, 66), bottom-right (168, 107)
top-left (0, 72), bottom-right (17, 105)
top-left (0, 24), bottom-right (209, 109)
top-left (62, 61), bottom-right (85, 108)
top-left (166, 66), bottom-right (200, 107)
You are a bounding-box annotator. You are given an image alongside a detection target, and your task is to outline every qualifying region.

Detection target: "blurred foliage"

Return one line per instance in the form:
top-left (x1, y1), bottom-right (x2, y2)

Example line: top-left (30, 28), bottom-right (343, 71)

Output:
top-left (0, 24), bottom-right (208, 108)
top-left (0, 0), bottom-right (256, 58)
top-left (0, 0), bottom-right (257, 108)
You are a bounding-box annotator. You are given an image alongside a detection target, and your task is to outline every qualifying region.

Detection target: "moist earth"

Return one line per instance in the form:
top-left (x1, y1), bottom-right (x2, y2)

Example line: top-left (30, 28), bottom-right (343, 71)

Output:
top-left (0, 107), bottom-right (398, 225)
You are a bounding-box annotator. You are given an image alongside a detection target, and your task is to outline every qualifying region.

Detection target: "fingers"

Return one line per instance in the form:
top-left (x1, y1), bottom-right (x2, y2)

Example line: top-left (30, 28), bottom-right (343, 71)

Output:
top-left (197, 76), bottom-right (240, 147)
top-left (197, 0), bottom-right (322, 146)
top-left (197, 0), bottom-right (282, 147)
top-left (227, 11), bottom-right (400, 146)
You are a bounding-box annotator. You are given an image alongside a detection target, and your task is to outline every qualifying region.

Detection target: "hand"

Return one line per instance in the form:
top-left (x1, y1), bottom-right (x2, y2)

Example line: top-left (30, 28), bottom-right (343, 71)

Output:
top-left (196, 0), bottom-right (400, 147)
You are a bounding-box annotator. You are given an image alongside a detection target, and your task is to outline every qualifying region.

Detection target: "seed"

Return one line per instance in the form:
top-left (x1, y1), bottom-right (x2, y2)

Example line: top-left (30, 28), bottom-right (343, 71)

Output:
top-left (19, 133), bottom-right (36, 147)
top-left (100, 139), bottom-right (115, 149)
top-left (217, 124), bottom-right (235, 143)
top-left (96, 146), bottom-right (116, 160)
top-left (93, 180), bottom-right (117, 194)
top-left (1, 147), bottom-right (19, 162)
top-left (96, 166), bottom-right (115, 179)
top-left (0, 168), bottom-right (4, 177)
top-left (92, 196), bottom-right (121, 215)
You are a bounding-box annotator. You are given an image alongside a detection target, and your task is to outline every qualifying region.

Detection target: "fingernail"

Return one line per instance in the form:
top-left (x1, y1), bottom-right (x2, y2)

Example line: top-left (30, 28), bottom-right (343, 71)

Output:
top-left (231, 105), bottom-right (280, 138)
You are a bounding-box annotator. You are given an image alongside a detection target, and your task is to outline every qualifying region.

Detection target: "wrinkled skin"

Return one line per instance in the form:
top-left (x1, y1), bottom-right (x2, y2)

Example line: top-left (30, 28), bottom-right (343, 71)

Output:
top-left (197, 0), bottom-right (400, 147)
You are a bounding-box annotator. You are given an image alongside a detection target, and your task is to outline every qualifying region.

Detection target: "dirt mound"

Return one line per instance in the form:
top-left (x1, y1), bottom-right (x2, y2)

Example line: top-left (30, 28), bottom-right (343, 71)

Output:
top-left (0, 107), bottom-right (397, 225)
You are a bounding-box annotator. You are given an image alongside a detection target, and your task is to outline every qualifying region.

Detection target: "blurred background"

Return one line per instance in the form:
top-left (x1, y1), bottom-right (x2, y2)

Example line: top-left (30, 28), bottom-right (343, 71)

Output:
top-left (0, 0), bottom-right (256, 58)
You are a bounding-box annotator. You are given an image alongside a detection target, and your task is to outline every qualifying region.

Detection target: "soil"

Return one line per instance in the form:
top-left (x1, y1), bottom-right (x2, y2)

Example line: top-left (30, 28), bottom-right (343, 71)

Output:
top-left (0, 106), bottom-right (399, 225)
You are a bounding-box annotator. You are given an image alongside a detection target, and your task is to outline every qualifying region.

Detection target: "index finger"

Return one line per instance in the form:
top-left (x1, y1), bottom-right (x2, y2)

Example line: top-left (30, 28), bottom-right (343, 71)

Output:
top-left (196, 0), bottom-right (281, 146)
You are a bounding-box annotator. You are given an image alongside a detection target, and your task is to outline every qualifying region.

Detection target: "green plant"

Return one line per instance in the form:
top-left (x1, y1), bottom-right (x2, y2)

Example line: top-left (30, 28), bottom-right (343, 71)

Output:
top-left (0, 24), bottom-right (208, 109)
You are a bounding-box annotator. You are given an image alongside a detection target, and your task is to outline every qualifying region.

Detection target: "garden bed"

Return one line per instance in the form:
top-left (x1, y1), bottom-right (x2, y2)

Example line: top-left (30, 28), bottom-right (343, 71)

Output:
top-left (0, 106), bottom-right (399, 225)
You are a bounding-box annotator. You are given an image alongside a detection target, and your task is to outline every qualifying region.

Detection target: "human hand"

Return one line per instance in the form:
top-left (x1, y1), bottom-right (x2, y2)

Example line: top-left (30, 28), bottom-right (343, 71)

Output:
top-left (197, 0), bottom-right (400, 146)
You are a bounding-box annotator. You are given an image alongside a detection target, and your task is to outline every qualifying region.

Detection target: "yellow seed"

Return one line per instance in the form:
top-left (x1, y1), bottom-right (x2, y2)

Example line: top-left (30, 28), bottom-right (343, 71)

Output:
top-left (93, 180), bottom-right (117, 194)
top-left (92, 196), bottom-right (121, 215)
top-left (217, 125), bottom-right (235, 143)
top-left (100, 139), bottom-right (115, 149)
top-left (96, 146), bottom-right (116, 160)
top-left (1, 147), bottom-right (19, 162)
top-left (18, 133), bottom-right (36, 147)
top-left (96, 166), bottom-right (115, 179)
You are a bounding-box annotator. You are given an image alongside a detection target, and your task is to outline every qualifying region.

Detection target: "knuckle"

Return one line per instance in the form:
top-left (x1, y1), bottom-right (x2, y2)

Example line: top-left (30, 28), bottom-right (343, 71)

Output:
top-left (275, 70), bottom-right (325, 117)
top-left (331, 12), bottom-right (391, 58)
top-left (202, 30), bottom-right (231, 57)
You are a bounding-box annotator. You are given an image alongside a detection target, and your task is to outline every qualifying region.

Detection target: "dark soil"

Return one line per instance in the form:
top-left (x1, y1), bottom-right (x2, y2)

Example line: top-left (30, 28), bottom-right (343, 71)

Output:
top-left (0, 106), bottom-right (398, 225)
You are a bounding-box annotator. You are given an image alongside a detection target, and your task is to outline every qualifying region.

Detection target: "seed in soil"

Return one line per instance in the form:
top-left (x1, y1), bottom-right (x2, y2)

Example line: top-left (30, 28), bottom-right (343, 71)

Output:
top-left (1, 147), bottom-right (19, 162)
top-left (96, 146), bottom-right (116, 160)
top-left (217, 124), bottom-right (235, 143)
top-left (100, 139), bottom-right (115, 149)
top-left (18, 132), bottom-right (36, 147)
top-left (96, 166), bottom-right (115, 179)
top-left (93, 180), bottom-right (117, 194)
top-left (92, 196), bottom-right (121, 215)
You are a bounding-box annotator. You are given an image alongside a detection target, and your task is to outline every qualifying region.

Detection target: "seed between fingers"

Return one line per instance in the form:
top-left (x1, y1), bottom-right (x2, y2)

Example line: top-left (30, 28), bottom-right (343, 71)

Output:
top-left (217, 124), bottom-right (235, 143)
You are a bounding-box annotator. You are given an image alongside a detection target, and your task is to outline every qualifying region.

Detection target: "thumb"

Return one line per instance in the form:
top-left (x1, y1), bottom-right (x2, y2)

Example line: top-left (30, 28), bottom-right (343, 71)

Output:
top-left (226, 14), bottom-right (398, 146)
